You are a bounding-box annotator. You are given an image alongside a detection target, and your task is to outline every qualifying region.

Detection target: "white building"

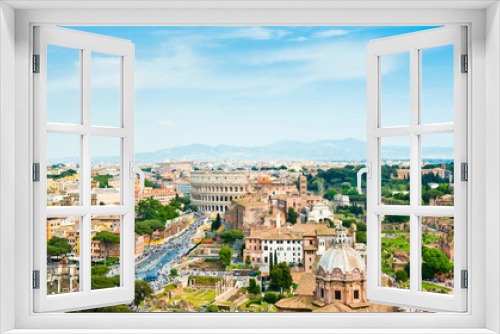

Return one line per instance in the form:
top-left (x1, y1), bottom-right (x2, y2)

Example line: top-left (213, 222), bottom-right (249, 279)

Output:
top-left (307, 202), bottom-right (334, 223)
top-left (259, 213), bottom-right (303, 265)
top-left (262, 237), bottom-right (303, 266)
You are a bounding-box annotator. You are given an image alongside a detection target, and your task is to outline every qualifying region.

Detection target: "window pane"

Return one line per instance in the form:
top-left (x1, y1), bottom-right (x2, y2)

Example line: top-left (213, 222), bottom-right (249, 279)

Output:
top-left (381, 52), bottom-right (410, 127)
top-left (47, 133), bottom-right (80, 207)
top-left (47, 216), bottom-right (80, 295)
top-left (381, 137), bottom-right (410, 205)
top-left (91, 52), bottom-right (121, 127)
top-left (91, 136), bottom-right (121, 206)
top-left (91, 216), bottom-right (121, 290)
top-left (381, 215), bottom-right (410, 290)
top-left (421, 45), bottom-right (454, 124)
top-left (421, 216), bottom-right (454, 295)
top-left (421, 133), bottom-right (454, 206)
top-left (47, 45), bottom-right (81, 124)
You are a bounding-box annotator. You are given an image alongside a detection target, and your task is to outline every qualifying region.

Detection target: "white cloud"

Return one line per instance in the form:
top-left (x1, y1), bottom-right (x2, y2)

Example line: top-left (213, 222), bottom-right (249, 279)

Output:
top-left (312, 29), bottom-right (351, 39)
top-left (159, 119), bottom-right (174, 127)
top-left (289, 37), bottom-right (308, 42)
top-left (47, 36), bottom-right (402, 98)
top-left (218, 27), bottom-right (290, 40)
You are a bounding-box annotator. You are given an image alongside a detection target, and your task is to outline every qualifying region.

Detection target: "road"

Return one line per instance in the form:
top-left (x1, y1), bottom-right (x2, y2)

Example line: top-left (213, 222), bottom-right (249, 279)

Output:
top-left (134, 213), bottom-right (208, 291)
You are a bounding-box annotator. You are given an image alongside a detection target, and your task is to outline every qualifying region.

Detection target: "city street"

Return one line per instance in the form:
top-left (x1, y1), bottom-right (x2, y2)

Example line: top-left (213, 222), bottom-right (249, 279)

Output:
top-left (134, 214), bottom-right (207, 291)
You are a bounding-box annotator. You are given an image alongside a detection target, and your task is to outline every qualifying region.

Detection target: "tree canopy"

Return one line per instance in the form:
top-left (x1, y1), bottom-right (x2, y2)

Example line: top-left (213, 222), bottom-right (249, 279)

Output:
top-left (47, 237), bottom-right (73, 259)
top-left (135, 197), bottom-right (179, 221)
top-left (211, 214), bottom-right (222, 231)
top-left (219, 230), bottom-right (244, 243)
top-left (269, 262), bottom-right (293, 291)
top-left (248, 278), bottom-right (261, 295)
top-left (134, 280), bottom-right (154, 308)
top-left (395, 269), bottom-right (409, 282)
top-left (286, 207), bottom-right (299, 225)
top-left (93, 231), bottom-right (120, 265)
top-left (218, 246), bottom-right (233, 268)
top-left (135, 219), bottom-right (165, 239)
top-left (206, 304), bottom-right (220, 312)
top-left (422, 248), bottom-right (453, 278)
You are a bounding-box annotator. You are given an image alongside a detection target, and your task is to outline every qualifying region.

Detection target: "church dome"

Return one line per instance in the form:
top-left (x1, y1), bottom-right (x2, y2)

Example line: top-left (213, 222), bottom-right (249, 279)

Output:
top-left (317, 244), bottom-right (366, 275)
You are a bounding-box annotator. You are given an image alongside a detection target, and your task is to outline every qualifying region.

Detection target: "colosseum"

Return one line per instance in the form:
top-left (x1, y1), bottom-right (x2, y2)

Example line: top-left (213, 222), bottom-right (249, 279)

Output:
top-left (190, 170), bottom-right (250, 212)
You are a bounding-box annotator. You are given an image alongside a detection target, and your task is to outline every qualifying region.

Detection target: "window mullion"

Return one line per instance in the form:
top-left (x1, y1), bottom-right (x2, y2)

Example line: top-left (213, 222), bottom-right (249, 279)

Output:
top-left (409, 47), bottom-right (420, 294)
top-left (81, 48), bottom-right (91, 294)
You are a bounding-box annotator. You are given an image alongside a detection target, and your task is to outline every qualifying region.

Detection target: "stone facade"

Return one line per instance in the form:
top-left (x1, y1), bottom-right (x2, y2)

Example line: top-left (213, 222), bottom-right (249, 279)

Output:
top-left (225, 193), bottom-right (273, 232)
top-left (314, 244), bottom-right (367, 307)
top-left (190, 171), bottom-right (250, 212)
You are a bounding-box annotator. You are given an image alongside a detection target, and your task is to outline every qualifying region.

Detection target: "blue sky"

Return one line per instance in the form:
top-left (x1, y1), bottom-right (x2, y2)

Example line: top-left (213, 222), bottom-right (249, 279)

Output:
top-left (47, 26), bottom-right (454, 159)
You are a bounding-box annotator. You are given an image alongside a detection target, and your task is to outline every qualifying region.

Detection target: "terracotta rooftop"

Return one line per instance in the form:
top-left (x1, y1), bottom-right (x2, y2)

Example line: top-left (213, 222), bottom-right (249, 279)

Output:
top-left (292, 223), bottom-right (329, 233)
top-left (294, 273), bottom-right (316, 296)
top-left (233, 199), bottom-right (268, 207)
top-left (274, 295), bottom-right (314, 312)
top-left (316, 227), bottom-right (336, 236)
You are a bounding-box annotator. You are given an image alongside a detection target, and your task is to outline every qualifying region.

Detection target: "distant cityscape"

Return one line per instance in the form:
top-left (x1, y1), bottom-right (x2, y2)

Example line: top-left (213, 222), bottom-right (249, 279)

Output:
top-left (47, 138), bottom-right (454, 164)
top-left (46, 155), bottom-right (455, 313)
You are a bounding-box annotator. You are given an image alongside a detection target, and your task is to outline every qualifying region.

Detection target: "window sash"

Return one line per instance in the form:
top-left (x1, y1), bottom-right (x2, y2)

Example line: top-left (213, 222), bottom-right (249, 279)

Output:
top-left (33, 26), bottom-right (136, 313)
top-left (366, 26), bottom-right (468, 312)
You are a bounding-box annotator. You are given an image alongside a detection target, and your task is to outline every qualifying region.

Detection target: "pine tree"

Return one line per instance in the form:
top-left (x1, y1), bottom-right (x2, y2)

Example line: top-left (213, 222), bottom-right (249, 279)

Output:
top-left (274, 250), bottom-right (278, 266)
top-left (270, 254), bottom-right (274, 271)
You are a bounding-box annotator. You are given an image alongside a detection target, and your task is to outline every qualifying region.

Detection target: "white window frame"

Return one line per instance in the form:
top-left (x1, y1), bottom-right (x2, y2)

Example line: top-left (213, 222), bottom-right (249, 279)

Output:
top-left (0, 1), bottom-right (498, 333)
top-left (32, 25), bottom-right (136, 312)
top-left (366, 26), bottom-right (467, 312)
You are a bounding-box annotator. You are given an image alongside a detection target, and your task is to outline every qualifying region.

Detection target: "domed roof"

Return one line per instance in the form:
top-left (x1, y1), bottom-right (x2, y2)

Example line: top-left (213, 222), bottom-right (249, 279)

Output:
top-left (317, 244), bottom-right (366, 275)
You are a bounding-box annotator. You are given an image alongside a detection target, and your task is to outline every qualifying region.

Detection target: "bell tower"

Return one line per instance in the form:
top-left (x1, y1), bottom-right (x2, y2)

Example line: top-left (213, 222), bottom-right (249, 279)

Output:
top-left (299, 175), bottom-right (307, 198)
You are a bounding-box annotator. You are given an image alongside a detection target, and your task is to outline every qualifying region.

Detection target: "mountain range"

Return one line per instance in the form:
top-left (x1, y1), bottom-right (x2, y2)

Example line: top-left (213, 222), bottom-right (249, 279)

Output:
top-left (47, 138), bottom-right (454, 164)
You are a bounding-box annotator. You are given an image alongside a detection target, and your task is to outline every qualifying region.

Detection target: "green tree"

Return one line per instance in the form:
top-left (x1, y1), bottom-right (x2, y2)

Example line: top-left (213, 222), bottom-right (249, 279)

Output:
top-left (269, 254), bottom-right (274, 271)
top-left (134, 280), bottom-right (154, 310)
top-left (91, 265), bottom-right (109, 276)
top-left (135, 197), bottom-right (179, 221)
top-left (135, 220), bottom-right (153, 236)
top-left (274, 250), bottom-right (278, 266)
top-left (79, 305), bottom-right (132, 313)
top-left (136, 219), bottom-right (165, 247)
top-left (341, 182), bottom-right (352, 189)
top-left (245, 256), bottom-right (251, 265)
top-left (91, 274), bottom-right (120, 290)
top-left (356, 231), bottom-right (367, 244)
top-left (324, 188), bottom-right (338, 200)
top-left (248, 278), bottom-right (261, 295)
top-left (170, 268), bottom-right (178, 277)
top-left (47, 237), bottom-right (73, 260)
top-left (211, 213), bottom-right (222, 231)
top-left (342, 218), bottom-right (356, 228)
top-left (422, 248), bottom-right (453, 277)
top-left (219, 246), bottom-right (233, 268)
top-left (144, 179), bottom-right (155, 188)
top-left (423, 188), bottom-right (445, 204)
top-left (404, 262), bottom-right (410, 278)
top-left (92, 231), bottom-right (120, 266)
top-left (286, 207), bottom-right (299, 225)
top-left (263, 292), bottom-right (278, 304)
top-left (395, 269), bottom-right (409, 282)
top-left (206, 304), bottom-right (220, 312)
top-left (312, 178), bottom-right (325, 195)
top-left (383, 215), bottom-right (410, 224)
top-left (269, 262), bottom-right (293, 292)
top-left (135, 197), bottom-right (163, 220)
top-left (347, 188), bottom-right (360, 196)
top-left (219, 230), bottom-right (244, 243)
